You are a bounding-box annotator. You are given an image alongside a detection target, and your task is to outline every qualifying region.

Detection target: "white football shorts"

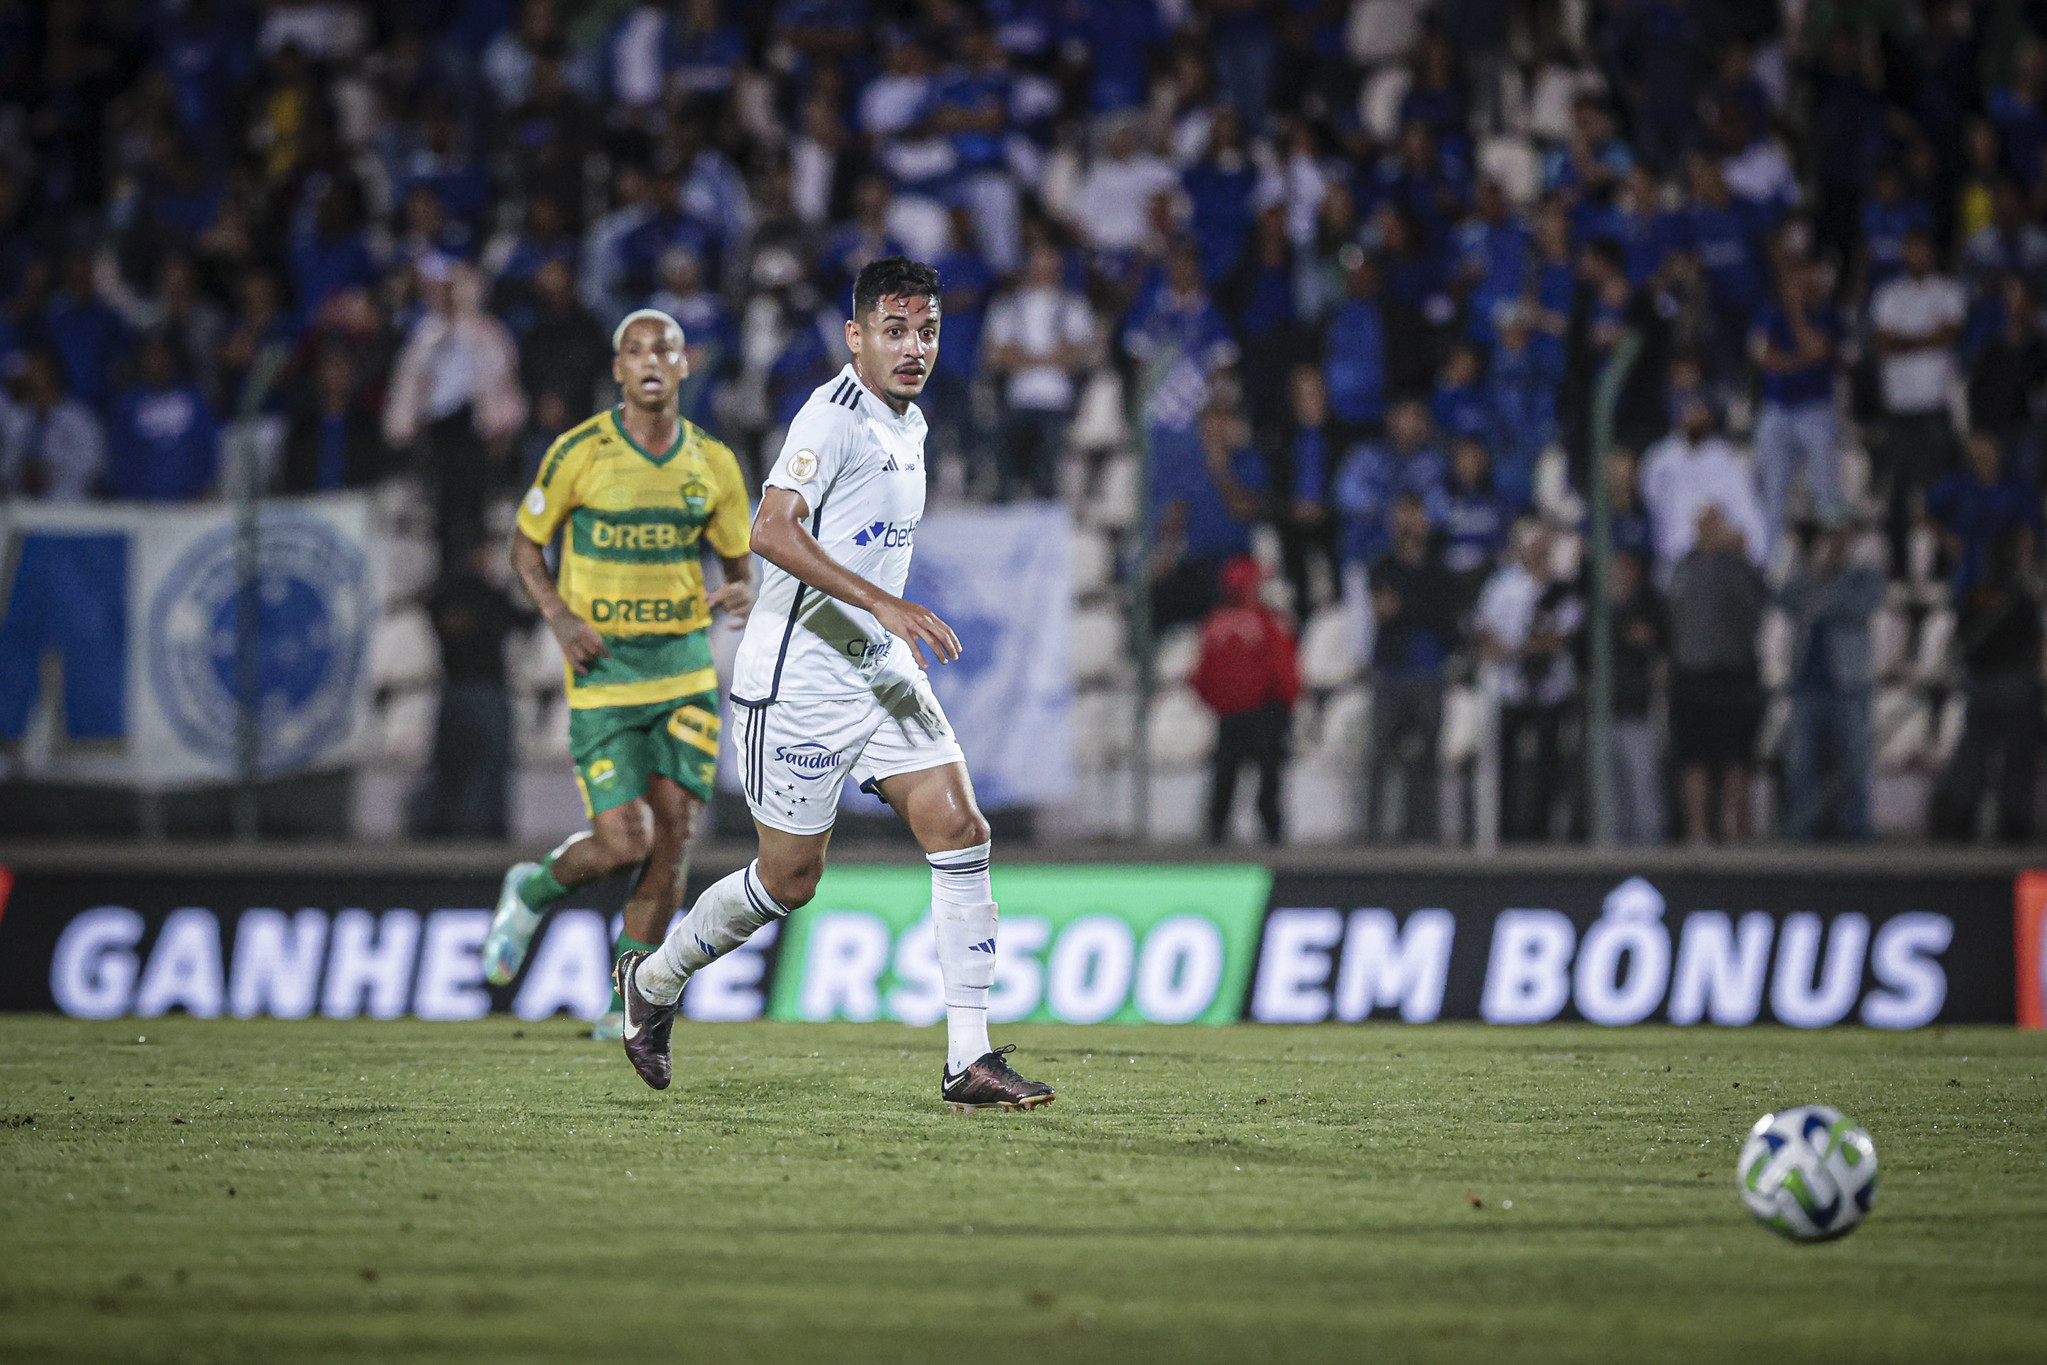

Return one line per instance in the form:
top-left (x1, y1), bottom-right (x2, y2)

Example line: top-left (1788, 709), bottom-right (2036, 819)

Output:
top-left (733, 673), bottom-right (965, 836)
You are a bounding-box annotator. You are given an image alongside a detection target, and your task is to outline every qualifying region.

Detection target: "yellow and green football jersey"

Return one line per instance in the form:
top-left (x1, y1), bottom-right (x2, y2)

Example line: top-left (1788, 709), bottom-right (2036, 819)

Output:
top-left (516, 407), bottom-right (751, 709)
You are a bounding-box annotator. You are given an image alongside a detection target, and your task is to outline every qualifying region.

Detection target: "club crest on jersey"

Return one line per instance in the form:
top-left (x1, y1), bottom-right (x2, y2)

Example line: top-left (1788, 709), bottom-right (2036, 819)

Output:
top-left (788, 449), bottom-right (819, 481)
top-left (851, 518), bottom-right (917, 548)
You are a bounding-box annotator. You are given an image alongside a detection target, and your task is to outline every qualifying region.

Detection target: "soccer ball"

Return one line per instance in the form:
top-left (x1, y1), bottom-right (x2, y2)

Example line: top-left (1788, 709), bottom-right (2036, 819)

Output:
top-left (1737, 1105), bottom-right (1879, 1242)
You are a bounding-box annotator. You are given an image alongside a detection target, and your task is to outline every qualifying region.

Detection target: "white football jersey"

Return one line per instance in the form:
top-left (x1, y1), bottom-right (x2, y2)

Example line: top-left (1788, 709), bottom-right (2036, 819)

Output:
top-left (732, 365), bottom-right (929, 702)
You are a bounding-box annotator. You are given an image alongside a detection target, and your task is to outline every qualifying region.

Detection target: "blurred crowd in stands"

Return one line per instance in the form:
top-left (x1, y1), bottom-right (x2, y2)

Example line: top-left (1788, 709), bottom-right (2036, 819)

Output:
top-left (4, 0), bottom-right (2047, 844)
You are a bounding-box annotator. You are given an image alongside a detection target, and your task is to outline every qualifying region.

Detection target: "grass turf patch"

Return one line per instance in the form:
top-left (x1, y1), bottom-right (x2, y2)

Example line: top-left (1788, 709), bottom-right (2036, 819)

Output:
top-left (0, 1017), bottom-right (2042, 1363)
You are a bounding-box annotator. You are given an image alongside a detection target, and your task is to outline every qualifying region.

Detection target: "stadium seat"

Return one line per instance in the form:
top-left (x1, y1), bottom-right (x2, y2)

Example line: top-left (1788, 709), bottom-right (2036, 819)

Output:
top-left (1438, 685), bottom-right (1492, 765)
top-left (1309, 684), bottom-right (1372, 769)
top-left (1933, 691), bottom-right (1966, 764)
top-left (1070, 605), bottom-right (1128, 683)
top-left (1298, 604), bottom-right (1359, 690)
top-left (1068, 371), bottom-right (1126, 454)
top-left (1911, 608), bottom-right (1955, 685)
top-left (1086, 455), bottom-right (1139, 530)
top-left (368, 608), bottom-right (442, 690)
top-left (522, 693), bottom-right (571, 764)
top-left (1070, 528), bottom-right (1115, 597)
top-left (1146, 686), bottom-right (1218, 768)
top-left (373, 689), bottom-right (439, 765)
top-left (1153, 624), bottom-right (1200, 686)
top-left (508, 624), bottom-right (566, 693)
top-left (1071, 687), bottom-right (1137, 770)
top-left (1873, 686), bottom-right (1931, 770)
top-left (380, 534), bottom-right (439, 607)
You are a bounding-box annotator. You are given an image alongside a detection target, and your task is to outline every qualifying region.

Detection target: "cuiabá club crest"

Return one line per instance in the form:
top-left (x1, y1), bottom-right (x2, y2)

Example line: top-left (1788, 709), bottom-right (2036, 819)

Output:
top-left (147, 514), bottom-right (372, 771)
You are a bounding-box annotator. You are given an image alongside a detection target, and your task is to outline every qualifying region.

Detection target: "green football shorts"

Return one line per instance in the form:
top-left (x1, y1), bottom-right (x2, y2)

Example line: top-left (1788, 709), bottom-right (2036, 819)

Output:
top-left (567, 689), bottom-right (722, 817)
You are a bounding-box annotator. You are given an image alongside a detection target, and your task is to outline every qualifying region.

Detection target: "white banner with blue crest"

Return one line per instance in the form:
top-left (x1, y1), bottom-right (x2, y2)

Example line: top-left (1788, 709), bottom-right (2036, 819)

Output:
top-left (0, 494), bottom-right (378, 785)
top-left (903, 504), bottom-right (1076, 809)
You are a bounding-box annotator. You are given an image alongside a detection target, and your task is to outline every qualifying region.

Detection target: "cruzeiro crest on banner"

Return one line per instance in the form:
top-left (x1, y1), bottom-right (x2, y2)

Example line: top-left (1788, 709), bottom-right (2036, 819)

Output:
top-left (147, 514), bottom-right (372, 770)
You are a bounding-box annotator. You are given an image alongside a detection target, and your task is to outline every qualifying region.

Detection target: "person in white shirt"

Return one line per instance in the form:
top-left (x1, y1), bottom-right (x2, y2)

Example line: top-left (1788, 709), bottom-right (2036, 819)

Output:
top-left (615, 256), bottom-right (1055, 1114)
top-left (1870, 228), bottom-right (1966, 569)
top-left (1475, 520), bottom-right (1585, 840)
top-left (0, 349), bottom-right (105, 505)
top-left (0, 350), bottom-right (105, 501)
top-left (1069, 117), bottom-right (1179, 257)
top-left (983, 244), bottom-right (1096, 500)
top-left (1639, 386), bottom-right (1769, 587)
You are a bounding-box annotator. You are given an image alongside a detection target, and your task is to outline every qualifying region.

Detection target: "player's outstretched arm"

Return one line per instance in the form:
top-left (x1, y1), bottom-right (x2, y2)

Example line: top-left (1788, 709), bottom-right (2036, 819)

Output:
top-left (509, 531), bottom-right (610, 674)
top-left (751, 488), bottom-right (960, 667)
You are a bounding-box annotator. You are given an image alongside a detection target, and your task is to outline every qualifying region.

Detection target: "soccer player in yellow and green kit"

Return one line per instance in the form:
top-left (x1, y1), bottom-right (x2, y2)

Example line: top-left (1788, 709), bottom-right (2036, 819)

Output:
top-left (484, 308), bottom-right (753, 1039)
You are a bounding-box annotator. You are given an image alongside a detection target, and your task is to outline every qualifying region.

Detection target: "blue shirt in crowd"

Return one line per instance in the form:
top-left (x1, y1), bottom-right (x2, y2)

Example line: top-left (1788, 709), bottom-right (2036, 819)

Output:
top-left (1324, 296), bottom-right (1386, 425)
top-left (1151, 429), bottom-right (1268, 560)
top-left (1752, 302), bottom-right (1842, 407)
top-left (108, 384), bottom-right (219, 500)
top-left (1335, 441), bottom-right (1445, 565)
top-left (1926, 471), bottom-right (2042, 592)
top-left (1683, 199), bottom-right (1769, 315)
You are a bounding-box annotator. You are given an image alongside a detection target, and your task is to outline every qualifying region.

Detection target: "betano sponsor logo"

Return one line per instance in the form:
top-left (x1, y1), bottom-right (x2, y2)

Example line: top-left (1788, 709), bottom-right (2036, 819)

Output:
top-left (850, 519), bottom-right (917, 549)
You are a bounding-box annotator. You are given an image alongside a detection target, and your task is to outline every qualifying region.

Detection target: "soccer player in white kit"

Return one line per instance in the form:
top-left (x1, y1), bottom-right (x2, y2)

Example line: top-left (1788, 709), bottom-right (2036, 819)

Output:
top-left (613, 257), bottom-right (1055, 1112)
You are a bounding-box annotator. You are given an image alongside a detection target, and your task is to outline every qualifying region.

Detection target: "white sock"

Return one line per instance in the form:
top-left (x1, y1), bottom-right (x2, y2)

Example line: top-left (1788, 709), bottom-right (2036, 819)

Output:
top-left (929, 842), bottom-right (996, 1072)
top-left (636, 861), bottom-right (787, 1005)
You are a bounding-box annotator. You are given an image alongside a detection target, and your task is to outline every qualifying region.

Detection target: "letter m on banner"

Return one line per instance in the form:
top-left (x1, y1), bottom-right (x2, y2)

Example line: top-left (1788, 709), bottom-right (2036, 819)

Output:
top-left (2018, 871), bottom-right (2047, 1030)
top-left (0, 533), bottom-right (127, 741)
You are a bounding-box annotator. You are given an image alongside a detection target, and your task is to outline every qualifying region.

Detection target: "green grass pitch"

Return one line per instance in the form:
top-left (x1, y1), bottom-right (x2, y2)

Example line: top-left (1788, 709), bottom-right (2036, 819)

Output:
top-left (1, 1018), bottom-right (2043, 1364)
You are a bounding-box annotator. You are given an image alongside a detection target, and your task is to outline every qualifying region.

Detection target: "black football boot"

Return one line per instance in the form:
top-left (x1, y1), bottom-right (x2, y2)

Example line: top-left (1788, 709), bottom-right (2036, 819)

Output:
top-left (941, 1045), bottom-right (1055, 1113)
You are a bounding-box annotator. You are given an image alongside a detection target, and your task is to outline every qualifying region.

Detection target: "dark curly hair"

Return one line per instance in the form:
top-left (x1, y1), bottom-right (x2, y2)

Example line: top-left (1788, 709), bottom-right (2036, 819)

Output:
top-left (852, 255), bottom-right (942, 323)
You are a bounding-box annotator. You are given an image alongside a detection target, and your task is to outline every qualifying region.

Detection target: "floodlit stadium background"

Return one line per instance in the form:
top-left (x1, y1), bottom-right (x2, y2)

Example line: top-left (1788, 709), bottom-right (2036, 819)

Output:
top-left (0, 0), bottom-right (2045, 1026)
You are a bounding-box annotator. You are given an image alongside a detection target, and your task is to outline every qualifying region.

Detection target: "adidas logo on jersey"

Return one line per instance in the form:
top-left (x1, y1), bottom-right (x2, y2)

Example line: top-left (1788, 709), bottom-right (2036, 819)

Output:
top-left (968, 938), bottom-right (996, 954)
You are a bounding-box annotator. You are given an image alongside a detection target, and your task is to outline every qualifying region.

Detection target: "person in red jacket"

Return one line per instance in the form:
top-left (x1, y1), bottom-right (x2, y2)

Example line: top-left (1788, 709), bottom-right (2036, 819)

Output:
top-left (1190, 555), bottom-right (1301, 844)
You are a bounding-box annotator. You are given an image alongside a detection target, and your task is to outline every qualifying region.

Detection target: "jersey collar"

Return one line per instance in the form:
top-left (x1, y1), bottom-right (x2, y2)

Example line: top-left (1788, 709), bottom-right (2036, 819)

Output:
top-left (609, 406), bottom-right (687, 466)
top-left (841, 364), bottom-right (923, 430)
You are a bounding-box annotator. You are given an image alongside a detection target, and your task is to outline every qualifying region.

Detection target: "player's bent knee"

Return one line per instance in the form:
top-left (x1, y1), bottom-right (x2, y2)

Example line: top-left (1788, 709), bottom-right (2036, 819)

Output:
top-left (928, 810), bottom-right (989, 852)
top-left (757, 858), bottom-right (824, 910)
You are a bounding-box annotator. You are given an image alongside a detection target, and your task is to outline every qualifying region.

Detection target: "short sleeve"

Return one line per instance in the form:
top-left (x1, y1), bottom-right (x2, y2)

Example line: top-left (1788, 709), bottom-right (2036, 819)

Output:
top-left (517, 429), bottom-right (586, 543)
top-left (701, 436), bottom-right (754, 560)
top-left (763, 399), bottom-right (855, 514)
